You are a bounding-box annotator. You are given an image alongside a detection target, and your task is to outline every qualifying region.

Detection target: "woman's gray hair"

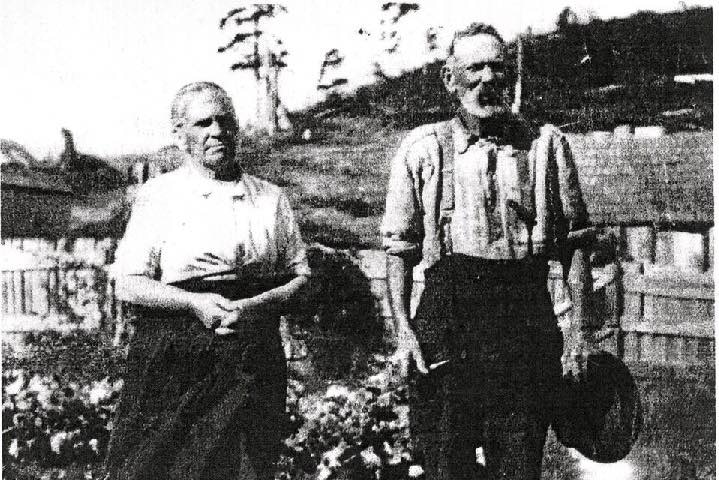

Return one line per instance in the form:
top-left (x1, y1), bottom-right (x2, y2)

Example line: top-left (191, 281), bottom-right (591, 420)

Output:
top-left (170, 82), bottom-right (236, 130)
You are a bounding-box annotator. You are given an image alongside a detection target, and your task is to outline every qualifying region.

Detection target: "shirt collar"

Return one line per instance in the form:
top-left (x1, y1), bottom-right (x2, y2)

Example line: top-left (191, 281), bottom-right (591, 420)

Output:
top-left (178, 164), bottom-right (248, 199)
top-left (453, 117), bottom-right (493, 154)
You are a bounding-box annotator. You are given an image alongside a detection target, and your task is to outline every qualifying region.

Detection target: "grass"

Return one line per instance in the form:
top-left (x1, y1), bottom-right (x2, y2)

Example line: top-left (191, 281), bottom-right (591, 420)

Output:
top-left (542, 364), bottom-right (715, 480)
top-left (250, 124), bottom-right (405, 249)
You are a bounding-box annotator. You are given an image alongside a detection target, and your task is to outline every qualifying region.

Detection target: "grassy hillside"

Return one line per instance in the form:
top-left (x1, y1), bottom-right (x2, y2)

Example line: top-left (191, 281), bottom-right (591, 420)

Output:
top-left (291, 6), bottom-right (712, 137)
top-left (250, 125), bottom-right (405, 249)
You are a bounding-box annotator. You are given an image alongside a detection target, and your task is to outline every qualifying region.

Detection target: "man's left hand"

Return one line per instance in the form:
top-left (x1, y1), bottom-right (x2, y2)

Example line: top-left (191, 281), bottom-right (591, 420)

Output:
top-left (561, 338), bottom-right (591, 379)
top-left (561, 327), bottom-right (601, 379)
top-left (561, 328), bottom-right (615, 379)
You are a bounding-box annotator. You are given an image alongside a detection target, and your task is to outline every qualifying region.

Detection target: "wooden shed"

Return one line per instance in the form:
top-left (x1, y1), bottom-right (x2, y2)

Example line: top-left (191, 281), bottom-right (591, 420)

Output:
top-left (1, 168), bottom-right (74, 238)
top-left (563, 132), bottom-right (713, 365)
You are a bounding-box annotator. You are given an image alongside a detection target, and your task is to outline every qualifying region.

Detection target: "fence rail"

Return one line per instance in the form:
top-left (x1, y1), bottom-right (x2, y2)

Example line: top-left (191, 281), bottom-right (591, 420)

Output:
top-left (1, 237), bottom-right (714, 366)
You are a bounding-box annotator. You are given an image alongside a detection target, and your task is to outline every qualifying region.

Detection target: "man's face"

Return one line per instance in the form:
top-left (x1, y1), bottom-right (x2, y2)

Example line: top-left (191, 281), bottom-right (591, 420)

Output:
top-left (446, 33), bottom-right (509, 118)
top-left (178, 90), bottom-right (239, 172)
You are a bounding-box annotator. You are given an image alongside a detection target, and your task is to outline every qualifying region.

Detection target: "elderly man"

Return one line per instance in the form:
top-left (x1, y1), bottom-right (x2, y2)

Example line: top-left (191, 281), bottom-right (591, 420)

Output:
top-left (382, 24), bottom-right (594, 479)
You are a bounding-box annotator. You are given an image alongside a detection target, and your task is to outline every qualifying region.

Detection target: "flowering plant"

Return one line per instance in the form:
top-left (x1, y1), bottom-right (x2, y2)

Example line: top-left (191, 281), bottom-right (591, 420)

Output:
top-left (2, 369), bottom-right (123, 466)
top-left (280, 357), bottom-right (420, 480)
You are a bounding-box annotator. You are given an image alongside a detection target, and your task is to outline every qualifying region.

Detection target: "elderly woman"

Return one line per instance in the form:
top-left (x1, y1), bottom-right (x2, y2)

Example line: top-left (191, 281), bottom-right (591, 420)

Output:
top-left (103, 82), bottom-right (310, 480)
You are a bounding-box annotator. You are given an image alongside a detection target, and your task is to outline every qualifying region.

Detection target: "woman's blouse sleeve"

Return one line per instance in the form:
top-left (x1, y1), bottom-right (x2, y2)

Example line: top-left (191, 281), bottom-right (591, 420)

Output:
top-left (276, 191), bottom-right (311, 276)
top-left (111, 184), bottom-right (163, 280)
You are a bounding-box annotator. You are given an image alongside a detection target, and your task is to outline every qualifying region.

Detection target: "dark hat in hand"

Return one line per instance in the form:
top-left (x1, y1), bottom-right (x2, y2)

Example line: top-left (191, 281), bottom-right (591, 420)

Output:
top-left (552, 351), bottom-right (642, 463)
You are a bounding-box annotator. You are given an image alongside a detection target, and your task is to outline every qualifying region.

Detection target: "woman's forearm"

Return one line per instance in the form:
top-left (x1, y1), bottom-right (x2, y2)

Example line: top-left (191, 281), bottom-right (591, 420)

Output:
top-left (241, 275), bottom-right (309, 313)
top-left (114, 274), bottom-right (198, 311)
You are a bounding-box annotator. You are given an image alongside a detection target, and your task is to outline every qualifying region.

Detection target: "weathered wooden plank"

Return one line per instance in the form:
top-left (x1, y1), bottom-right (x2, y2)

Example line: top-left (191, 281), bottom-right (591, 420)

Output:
top-left (623, 292), bottom-right (643, 318)
top-left (655, 231), bottom-right (705, 271)
top-left (697, 337), bottom-right (715, 363)
top-left (643, 295), bottom-right (713, 327)
top-left (34, 269), bottom-right (49, 315)
top-left (707, 227), bottom-right (713, 271)
top-left (623, 226), bottom-right (655, 263)
top-left (664, 335), bottom-right (681, 364)
top-left (13, 271), bottom-right (24, 314)
top-left (623, 271), bottom-right (714, 300)
top-left (621, 331), bottom-right (640, 362)
top-left (48, 267), bottom-right (59, 314)
top-left (620, 316), bottom-right (714, 338)
top-left (23, 270), bottom-right (33, 314)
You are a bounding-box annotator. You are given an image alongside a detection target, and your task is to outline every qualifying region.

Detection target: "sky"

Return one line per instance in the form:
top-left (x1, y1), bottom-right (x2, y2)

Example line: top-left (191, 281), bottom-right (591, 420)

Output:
top-left (1, 0), bottom-right (713, 158)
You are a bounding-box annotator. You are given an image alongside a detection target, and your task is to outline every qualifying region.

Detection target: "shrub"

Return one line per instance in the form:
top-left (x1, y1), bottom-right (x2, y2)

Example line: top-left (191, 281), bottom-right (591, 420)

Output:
top-left (2, 369), bottom-right (123, 467)
top-left (280, 357), bottom-right (416, 480)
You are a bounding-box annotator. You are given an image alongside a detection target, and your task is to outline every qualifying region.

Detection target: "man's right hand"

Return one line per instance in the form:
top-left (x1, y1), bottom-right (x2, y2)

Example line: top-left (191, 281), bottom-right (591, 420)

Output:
top-left (189, 293), bottom-right (234, 330)
top-left (391, 326), bottom-right (428, 377)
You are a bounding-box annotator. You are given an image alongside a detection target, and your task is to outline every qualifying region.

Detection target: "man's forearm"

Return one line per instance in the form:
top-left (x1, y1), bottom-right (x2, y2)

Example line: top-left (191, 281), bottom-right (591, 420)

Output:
top-left (566, 247), bottom-right (595, 332)
top-left (386, 254), bottom-right (415, 331)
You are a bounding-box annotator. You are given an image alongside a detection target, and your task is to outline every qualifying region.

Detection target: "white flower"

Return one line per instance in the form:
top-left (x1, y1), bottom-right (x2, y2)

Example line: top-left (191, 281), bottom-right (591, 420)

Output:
top-left (50, 431), bottom-right (68, 454)
top-left (408, 465), bottom-right (424, 478)
top-left (26, 374), bottom-right (45, 393)
top-left (14, 397), bottom-right (30, 411)
top-left (365, 371), bottom-right (390, 388)
top-left (8, 439), bottom-right (19, 458)
top-left (4, 372), bottom-right (25, 396)
top-left (324, 384), bottom-right (351, 399)
top-left (317, 443), bottom-right (346, 480)
top-left (89, 438), bottom-right (100, 454)
top-left (360, 448), bottom-right (381, 468)
top-left (87, 378), bottom-right (113, 405)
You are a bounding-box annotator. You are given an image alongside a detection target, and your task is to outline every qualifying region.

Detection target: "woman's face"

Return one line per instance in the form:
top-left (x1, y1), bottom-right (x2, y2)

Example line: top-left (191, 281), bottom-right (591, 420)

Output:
top-left (178, 90), bottom-right (239, 173)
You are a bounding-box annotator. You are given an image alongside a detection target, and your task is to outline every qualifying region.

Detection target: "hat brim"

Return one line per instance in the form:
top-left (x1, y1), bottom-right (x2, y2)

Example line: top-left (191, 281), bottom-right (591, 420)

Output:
top-left (552, 351), bottom-right (643, 463)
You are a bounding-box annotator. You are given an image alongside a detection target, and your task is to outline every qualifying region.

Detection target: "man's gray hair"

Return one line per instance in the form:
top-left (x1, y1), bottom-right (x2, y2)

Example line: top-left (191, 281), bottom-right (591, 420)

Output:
top-left (448, 22), bottom-right (505, 56)
top-left (170, 81), bottom-right (235, 129)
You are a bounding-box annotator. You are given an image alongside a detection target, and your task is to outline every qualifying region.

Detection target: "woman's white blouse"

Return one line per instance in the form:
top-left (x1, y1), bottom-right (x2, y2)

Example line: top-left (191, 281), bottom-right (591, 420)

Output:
top-left (112, 166), bottom-right (310, 283)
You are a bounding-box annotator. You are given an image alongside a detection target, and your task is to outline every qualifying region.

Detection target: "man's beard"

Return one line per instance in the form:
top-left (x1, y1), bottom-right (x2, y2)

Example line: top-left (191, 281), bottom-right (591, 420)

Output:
top-left (459, 88), bottom-right (510, 119)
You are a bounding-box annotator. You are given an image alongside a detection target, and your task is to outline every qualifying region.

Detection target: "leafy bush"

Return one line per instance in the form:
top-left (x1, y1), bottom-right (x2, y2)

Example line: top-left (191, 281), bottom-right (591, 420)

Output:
top-left (2, 369), bottom-right (122, 467)
top-left (289, 247), bottom-right (390, 379)
top-left (280, 358), bottom-right (417, 480)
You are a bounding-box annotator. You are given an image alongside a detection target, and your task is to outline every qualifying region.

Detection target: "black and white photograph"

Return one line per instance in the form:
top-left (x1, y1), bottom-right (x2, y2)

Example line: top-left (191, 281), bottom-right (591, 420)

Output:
top-left (0, 1), bottom-right (714, 479)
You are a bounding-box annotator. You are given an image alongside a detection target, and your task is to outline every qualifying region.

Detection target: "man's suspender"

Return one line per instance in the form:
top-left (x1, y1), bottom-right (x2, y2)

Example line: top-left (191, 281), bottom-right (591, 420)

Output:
top-left (435, 121), bottom-right (455, 256)
top-left (434, 119), bottom-right (538, 258)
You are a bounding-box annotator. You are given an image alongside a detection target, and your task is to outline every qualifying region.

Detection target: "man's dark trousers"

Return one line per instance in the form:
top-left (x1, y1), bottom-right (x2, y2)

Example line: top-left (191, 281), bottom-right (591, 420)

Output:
top-left (409, 254), bottom-right (564, 480)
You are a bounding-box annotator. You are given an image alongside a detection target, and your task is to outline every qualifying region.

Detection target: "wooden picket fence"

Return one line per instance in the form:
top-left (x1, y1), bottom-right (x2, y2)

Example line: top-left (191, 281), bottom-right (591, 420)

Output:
top-left (1, 236), bottom-right (714, 366)
top-left (1, 237), bottom-right (120, 334)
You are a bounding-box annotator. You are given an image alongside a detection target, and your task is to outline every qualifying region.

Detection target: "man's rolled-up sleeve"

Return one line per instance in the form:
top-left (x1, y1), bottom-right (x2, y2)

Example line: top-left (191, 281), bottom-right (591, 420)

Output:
top-left (381, 141), bottom-right (423, 258)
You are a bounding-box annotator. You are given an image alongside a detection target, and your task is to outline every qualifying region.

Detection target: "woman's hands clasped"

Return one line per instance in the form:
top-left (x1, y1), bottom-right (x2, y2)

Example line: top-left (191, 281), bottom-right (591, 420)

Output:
top-left (189, 293), bottom-right (234, 330)
top-left (216, 298), bottom-right (264, 335)
top-left (189, 293), bottom-right (266, 336)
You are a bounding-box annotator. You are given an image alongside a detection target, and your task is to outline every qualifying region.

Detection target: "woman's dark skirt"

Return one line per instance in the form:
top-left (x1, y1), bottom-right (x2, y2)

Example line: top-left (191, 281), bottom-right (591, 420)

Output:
top-left (103, 281), bottom-right (287, 480)
top-left (409, 255), bottom-right (564, 480)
